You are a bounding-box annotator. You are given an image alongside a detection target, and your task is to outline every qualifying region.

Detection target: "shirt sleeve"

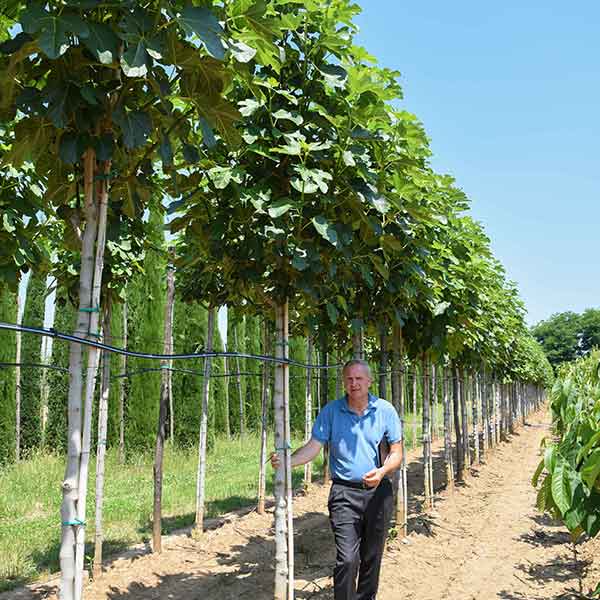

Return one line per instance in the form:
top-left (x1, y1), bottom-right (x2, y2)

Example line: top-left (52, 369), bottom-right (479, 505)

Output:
top-left (385, 405), bottom-right (403, 444)
top-left (311, 403), bottom-right (332, 443)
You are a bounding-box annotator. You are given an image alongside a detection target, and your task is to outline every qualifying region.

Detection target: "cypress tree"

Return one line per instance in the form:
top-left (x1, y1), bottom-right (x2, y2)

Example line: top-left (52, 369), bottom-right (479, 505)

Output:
top-left (45, 291), bottom-right (76, 453)
top-left (211, 321), bottom-right (229, 437)
top-left (125, 208), bottom-right (166, 453)
top-left (20, 271), bottom-right (46, 454)
top-left (244, 314), bottom-right (262, 431)
top-left (172, 297), bottom-right (207, 447)
top-left (289, 335), bottom-right (307, 433)
top-left (227, 308), bottom-right (246, 435)
top-left (107, 300), bottom-right (124, 448)
top-left (0, 283), bottom-right (17, 465)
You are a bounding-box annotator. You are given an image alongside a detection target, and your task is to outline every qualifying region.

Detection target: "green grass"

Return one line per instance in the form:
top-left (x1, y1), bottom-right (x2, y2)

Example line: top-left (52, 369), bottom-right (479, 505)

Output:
top-left (0, 433), bottom-right (322, 592)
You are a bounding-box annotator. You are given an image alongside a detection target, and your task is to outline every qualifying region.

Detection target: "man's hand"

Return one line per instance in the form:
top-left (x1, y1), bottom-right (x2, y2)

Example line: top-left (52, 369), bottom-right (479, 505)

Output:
top-left (270, 452), bottom-right (281, 470)
top-left (362, 467), bottom-right (385, 488)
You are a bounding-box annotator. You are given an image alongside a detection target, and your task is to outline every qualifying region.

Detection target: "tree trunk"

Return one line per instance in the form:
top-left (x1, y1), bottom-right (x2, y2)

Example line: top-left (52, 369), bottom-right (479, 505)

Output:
top-left (152, 253), bottom-right (175, 552)
top-left (93, 299), bottom-right (112, 577)
top-left (118, 298), bottom-right (127, 464)
top-left (379, 329), bottom-right (387, 399)
top-left (303, 336), bottom-right (313, 487)
top-left (335, 350), bottom-right (342, 399)
top-left (166, 271), bottom-right (175, 443)
top-left (459, 367), bottom-right (469, 477)
top-left (194, 307), bottom-right (215, 536)
top-left (391, 325), bottom-right (407, 536)
top-left (452, 365), bottom-right (463, 482)
top-left (15, 293), bottom-right (21, 462)
top-left (233, 328), bottom-right (244, 438)
top-left (442, 366), bottom-right (454, 491)
top-left (257, 320), bottom-right (269, 515)
top-left (411, 362), bottom-right (417, 449)
top-left (352, 329), bottom-right (364, 360)
top-left (430, 363), bottom-right (437, 441)
top-left (480, 367), bottom-right (488, 461)
top-left (273, 300), bottom-right (292, 600)
top-left (73, 155), bottom-right (110, 600)
top-left (320, 336), bottom-right (329, 486)
top-left (223, 354), bottom-right (231, 439)
top-left (422, 355), bottom-right (434, 509)
top-left (472, 369), bottom-right (479, 465)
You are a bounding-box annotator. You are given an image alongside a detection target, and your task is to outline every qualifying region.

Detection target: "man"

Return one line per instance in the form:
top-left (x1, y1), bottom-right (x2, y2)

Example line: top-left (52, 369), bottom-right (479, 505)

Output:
top-left (271, 359), bottom-right (403, 600)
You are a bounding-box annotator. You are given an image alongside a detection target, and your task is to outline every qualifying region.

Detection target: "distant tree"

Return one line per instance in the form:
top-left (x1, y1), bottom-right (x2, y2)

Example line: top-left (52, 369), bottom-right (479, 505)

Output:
top-left (580, 309), bottom-right (600, 355)
top-left (20, 271), bottom-right (47, 454)
top-left (0, 283), bottom-right (16, 465)
top-left (531, 311), bottom-right (581, 368)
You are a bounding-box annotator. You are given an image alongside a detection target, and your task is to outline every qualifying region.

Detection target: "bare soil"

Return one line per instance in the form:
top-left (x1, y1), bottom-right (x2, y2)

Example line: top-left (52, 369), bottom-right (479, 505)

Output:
top-left (4, 410), bottom-right (599, 600)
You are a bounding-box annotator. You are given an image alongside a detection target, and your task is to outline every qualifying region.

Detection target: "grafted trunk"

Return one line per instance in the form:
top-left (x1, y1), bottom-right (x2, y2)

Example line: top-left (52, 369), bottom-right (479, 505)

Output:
top-left (118, 298), bottom-right (127, 464)
top-left (442, 366), bottom-right (454, 491)
top-left (273, 300), bottom-right (292, 600)
top-left (93, 299), bottom-right (112, 577)
top-left (257, 320), bottom-right (269, 514)
top-left (480, 367), bottom-right (488, 461)
top-left (194, 307), bottom-right (215, 536)
top-left (422, 355), bottom-right (434, 509)
top-left (152, 253), bottom-right (175, 552)
top-left (303, 336), bottom-right (313, 487)
top-left (391, 325), bottom-right (407, 535)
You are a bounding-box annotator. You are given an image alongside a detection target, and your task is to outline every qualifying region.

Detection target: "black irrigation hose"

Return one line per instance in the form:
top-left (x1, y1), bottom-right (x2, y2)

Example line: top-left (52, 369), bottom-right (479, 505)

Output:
top-left (0, 322), bottom-right (341, 370)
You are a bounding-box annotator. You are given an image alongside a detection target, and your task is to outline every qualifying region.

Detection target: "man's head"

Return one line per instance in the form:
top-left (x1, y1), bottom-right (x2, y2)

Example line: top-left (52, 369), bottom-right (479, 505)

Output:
top-left (342, 359), bottom-right (373, 403)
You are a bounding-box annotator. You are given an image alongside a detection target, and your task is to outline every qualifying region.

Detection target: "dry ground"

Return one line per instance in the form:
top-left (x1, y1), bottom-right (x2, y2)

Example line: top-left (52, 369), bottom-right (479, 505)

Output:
top-left (4, 410), bottom-right (599, 600)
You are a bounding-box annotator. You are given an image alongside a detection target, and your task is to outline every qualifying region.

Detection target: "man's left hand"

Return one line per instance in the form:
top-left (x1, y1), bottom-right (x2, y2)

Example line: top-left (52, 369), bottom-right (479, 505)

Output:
top-left (362, 467), bottom-right (385, 488)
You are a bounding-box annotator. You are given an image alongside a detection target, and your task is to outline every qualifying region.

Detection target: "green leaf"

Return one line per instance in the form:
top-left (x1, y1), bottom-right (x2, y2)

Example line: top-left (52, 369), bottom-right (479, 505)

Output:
top-left (532, 458), bottom-right (545, 488)
top-left (268, 199), bottom-right (293, 218)
top-left (582, 449), bottom-right (600, 489)
top-left (551, 458), bottom-right (571, 515)
top-left (178, 7), bottom-right (225, 60)
top-left (113, 108), bottom-right (152, 149)
top-left (83, 22), bottom-right (118, 64)
top-left (228, 40), bottom-right (257, 63)
top-left (272, 109), bottom-right (303, 125)
top-left (319, 64), bottom-right (348, 88)
top-left (239, 98), bottom-right (262, 117)
top-left (312, 216), bottom-right (338, 246)
top-left (0, 32), bottom-right (33, 55)
top-left (121, 40), bottom-right (148, 77)
top-left (159, 133), bottom-right (173, 167)
top-left (95, 133), bottom-right (114, 161)
top-left (199, 117), bottom-right (216, 148)
top-left (326, 302), bottom-right (338, 324)
top-left (182, 143), bottom-right (200, 164)
top-left (59, 133), bottom-right (79, 164)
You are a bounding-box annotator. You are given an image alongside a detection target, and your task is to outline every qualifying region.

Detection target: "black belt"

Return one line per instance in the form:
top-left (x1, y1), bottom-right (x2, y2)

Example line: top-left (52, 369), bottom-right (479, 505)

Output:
top-left (332, 478), bottom-right (371, 490)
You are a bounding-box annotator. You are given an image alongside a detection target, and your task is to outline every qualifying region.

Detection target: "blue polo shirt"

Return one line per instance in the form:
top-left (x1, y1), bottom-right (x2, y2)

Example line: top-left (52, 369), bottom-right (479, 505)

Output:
top-left (311, 393), bottom-right (402, 482)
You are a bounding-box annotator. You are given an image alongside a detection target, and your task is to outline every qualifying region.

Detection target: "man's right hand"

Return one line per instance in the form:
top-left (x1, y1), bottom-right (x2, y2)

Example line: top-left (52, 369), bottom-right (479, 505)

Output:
top-left (270, 452), bottom-right (281, 469)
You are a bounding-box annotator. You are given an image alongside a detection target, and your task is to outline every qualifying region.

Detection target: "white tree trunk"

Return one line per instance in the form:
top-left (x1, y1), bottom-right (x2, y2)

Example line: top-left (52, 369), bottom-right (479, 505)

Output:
top-left (411, 363), bottom-right (417, 449)
top-left (59, 149), bottom-right (98, 600)
top-left (194, 307), bottom-right (215, 536)
top-left (442, 366), bottom-right (454, 491)
top-left (472, 370), bottom-right (479, 465)
top-left (93, 300), bottom-right (112, 578)
top-left (74, 157), bottom-right (110, 600)
top-left (422, 355), bottom-right (434, 509)
top-left (273, 300), bottom-right (292, 600)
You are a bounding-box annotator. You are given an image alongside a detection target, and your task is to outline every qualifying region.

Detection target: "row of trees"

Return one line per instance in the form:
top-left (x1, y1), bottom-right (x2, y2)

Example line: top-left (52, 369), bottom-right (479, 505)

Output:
top-left (532, 308), bottom-right (600, 368)
top-left (1, 1), bottom-right (552, 599)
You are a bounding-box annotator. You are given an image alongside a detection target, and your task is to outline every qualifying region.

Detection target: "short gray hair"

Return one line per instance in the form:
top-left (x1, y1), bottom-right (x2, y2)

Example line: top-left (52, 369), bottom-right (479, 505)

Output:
top-left (342, 359), bottom-right (372, 379)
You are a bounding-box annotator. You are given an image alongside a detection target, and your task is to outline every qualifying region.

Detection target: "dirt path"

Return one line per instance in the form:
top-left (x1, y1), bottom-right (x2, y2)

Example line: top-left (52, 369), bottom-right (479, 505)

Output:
top-left (6, 411), bottom-right (599, 600)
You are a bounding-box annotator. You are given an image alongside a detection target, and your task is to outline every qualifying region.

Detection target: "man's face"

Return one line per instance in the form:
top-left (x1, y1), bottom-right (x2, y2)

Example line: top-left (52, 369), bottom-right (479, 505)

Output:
top-left (343, 364), bottom-right (372, 401)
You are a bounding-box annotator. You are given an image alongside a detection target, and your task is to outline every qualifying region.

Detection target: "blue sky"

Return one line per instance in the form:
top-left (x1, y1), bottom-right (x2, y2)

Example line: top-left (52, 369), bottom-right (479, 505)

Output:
top-left (355, 1), bottom-right (600, 325)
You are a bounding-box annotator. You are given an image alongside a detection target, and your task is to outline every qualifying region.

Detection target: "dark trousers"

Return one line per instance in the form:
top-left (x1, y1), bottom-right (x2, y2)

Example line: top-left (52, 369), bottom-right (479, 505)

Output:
top-left (328, 479), bottom-right (394, 600)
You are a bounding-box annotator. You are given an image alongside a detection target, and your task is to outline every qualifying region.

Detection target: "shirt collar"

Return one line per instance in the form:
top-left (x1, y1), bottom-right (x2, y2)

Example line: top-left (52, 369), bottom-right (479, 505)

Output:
top-left (341, 393), bottom-right (378, 414)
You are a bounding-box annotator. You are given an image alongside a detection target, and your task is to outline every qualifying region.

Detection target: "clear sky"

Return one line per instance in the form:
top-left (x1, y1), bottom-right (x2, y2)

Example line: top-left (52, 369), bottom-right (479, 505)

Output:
top-left (355, 1), bottom-right (600, 325)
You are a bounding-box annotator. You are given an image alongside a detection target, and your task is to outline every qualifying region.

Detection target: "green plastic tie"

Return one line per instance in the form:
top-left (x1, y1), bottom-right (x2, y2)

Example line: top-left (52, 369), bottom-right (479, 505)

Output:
top-left (87, 331), bottom-right (101, 338)
top-left (79, 307), bottom-right (100, 313)
top-left (275, 443), bottom-right (291, 451)
top-left (63, 519), bottom-right (85, 527)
